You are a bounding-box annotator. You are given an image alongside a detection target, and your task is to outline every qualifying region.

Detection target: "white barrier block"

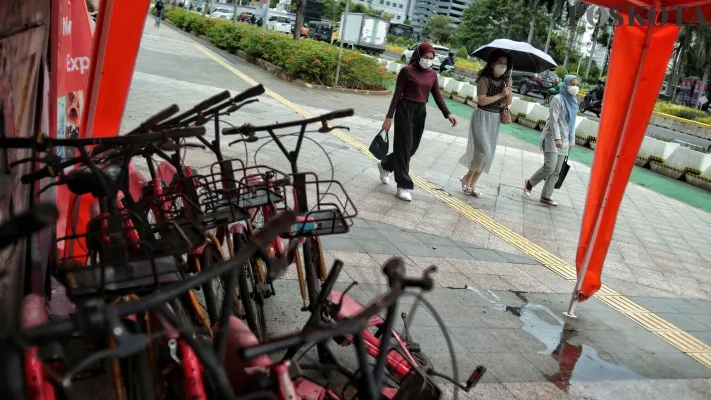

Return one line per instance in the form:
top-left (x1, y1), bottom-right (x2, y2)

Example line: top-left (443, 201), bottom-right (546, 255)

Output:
top-left (459, 83), bottom-right (476, 98)
top-left (527, 104), bottom-right (550, 122)
top-left (445, 79), bottom-right (465, 94)
top-left (510, 99), bottom-right (536, 116)
top-left (665, 147), bottom-right (711, 173)
top-left (439, 77), bottom-right (452, 90)
top-left (387, 61), bottom-right (399, 73)
top-left (574, 116), bottom-right (586, 130)
top-left (637, 136), bottom-right (680, 161)
top-left (575, 118), bottom-right (599, 139)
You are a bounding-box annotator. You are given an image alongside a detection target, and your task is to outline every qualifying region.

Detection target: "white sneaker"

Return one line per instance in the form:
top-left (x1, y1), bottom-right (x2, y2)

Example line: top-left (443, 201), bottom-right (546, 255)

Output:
top-left (378, 163), bottom-right (391, 184)
top-left (396, 188), bottom-right (412, 202)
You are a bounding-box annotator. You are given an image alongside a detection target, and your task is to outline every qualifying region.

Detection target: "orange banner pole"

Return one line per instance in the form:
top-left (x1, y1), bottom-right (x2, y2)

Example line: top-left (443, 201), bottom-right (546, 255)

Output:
top-left (64, 0), bottom-right (151, 261)
top-left (566, 14), bottom-right (679, 317)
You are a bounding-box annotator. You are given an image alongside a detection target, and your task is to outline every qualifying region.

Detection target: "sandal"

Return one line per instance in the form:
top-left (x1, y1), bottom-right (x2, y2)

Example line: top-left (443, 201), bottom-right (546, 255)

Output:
top-left (470, 189), bottom-right (482, 198)
top-left (460, 178), bottom-right (473, 195)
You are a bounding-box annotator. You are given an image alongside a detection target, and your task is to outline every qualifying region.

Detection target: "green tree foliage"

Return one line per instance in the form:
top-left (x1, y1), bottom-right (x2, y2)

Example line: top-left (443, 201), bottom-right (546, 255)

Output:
top-left (455, 0), bottom-right (574, 64)
top-left (555, 66), bottom-right (568, 78)
top-left (322, 0), bottom-right (386, 22)
top-left (422, 15), bottom-right (455, 44)
top-left (455, 46), bottom-right (468, 59)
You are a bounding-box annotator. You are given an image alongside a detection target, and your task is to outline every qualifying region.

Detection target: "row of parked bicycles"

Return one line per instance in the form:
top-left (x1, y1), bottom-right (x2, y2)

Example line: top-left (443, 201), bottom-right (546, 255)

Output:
top-left (0, 84), bottom-right (486, 399)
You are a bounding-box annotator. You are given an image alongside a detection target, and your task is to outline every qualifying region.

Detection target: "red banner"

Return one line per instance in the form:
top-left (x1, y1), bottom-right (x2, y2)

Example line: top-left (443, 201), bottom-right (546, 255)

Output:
top-left (49, 0), bottom-right (93, 254)
top-left (575, 15), bottom-right (679, 301)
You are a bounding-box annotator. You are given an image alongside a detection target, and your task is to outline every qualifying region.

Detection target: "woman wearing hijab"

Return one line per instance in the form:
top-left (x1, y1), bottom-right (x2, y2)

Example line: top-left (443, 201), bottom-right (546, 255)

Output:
top-left (459, 50), bottom-right (513, 197)
top-left (524, 75), bottom-right (580, 206)
top-left (378, 42), bottom-right (458, 202)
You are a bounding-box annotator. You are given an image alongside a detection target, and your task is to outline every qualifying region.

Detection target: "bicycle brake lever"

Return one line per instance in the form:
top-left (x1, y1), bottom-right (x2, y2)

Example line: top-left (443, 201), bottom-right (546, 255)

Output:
top-left (60, 309), bottom-right (149, 387)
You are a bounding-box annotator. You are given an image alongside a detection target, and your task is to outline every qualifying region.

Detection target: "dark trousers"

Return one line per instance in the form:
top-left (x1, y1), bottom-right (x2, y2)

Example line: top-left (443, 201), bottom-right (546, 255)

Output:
top-left (381, 101), bottom-right (427, 190)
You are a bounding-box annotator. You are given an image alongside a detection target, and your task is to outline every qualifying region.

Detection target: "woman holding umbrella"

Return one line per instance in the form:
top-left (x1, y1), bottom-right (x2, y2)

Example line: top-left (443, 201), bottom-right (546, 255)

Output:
top-left (378, 42), bottom-right (458, 202)
top-left (524, 75), bottom-right (579, 206)
top-left (459, 50), bottom-right (513, 197)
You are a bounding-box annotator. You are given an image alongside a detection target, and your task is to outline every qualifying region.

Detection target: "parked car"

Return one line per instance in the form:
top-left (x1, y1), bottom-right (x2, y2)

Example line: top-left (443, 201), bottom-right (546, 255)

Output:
top-left (211, 9), bottom-right (234, 20)
top-left (511, 69), bottom-right (558, 97)
top-left (400, 44), bottom-right (450, 71)
top-left (308, 21), bottom-right (334, 43)
top-left (267, 15), bottom-right (293, 34)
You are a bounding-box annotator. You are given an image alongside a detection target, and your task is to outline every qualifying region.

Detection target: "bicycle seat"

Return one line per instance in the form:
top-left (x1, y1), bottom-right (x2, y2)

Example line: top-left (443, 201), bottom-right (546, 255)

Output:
top-left (67, 163), bottom-right (122, 197)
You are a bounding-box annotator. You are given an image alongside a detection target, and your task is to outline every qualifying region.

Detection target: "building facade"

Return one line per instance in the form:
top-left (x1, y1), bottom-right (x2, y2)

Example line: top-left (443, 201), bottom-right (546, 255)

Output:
top-left (351, 0), bottom-right (410, 23)
top-left (410, 0), bottom-right (475, 34)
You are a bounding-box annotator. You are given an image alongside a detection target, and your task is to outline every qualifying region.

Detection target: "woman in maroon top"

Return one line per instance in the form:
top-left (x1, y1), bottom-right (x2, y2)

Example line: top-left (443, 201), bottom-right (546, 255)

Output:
top-left (378, 42), bottom-right (457, 202)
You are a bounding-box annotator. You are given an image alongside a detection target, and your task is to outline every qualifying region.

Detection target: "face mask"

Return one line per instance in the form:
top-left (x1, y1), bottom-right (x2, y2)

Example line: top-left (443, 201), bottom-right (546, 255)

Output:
top-left (493, 65), bottom-right (506, 77)
top-left (567, 86), bottom-right (579, 96)
top-left (419, 58), bottom-right (433, 69)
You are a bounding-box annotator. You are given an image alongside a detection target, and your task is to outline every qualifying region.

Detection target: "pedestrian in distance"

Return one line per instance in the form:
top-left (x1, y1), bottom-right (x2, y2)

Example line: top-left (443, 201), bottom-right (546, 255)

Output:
top-left (378, 42), bottom-right (458, 202)
top-left (524, 75), bottom-right (580, 206)
top-left (154, 0), bottom-right (165, 27)
top-left (459, 50), bottom-right (513, 197)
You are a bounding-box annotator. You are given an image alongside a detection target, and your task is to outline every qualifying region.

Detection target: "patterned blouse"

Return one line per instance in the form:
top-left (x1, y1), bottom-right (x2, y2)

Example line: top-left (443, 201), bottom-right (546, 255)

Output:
top-left (477, 77), bottom-right (506, 113)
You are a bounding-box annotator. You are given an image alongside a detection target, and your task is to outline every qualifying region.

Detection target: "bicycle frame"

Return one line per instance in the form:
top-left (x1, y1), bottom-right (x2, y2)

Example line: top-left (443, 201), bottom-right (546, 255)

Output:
top-left (328, 290), bottom-right (417, 381)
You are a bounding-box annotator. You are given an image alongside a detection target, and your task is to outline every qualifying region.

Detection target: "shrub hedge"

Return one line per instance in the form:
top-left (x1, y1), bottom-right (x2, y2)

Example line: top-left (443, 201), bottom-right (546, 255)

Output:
top-left (654, 101), bottom-right (711, 125)
top-left (165, 9), bottom-right (388, 90)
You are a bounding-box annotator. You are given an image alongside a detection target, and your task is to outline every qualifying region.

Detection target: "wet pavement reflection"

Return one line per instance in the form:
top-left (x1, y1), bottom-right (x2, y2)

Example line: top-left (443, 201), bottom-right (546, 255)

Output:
top-left (464, 285), bottom-right (643, 391)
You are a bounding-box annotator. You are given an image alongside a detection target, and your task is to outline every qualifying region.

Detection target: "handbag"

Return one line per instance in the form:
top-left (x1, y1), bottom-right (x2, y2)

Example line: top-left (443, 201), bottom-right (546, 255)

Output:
top-left (368, 129), bottom-right (389, 160)
top-left (500, 79), bottom-right (512, 124)
top-left (554, 157), bottom-right (570, 189)
top-left (500, 105), bottom-right (512, 124)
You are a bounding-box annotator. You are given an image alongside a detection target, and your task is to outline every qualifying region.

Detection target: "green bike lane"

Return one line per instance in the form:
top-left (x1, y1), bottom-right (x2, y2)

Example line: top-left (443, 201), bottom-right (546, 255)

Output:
top-left (429, 94), bottom-right (711, 213)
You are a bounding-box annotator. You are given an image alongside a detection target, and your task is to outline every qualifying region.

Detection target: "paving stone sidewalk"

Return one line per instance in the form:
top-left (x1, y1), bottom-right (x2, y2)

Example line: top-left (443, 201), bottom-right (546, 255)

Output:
top-left (117, 19), bottom-right (711, 399)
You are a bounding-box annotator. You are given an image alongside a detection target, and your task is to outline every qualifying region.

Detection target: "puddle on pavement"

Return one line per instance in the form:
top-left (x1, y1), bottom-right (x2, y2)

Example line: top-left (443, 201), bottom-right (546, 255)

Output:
top-left (463, 285), bottom-right (643, 391)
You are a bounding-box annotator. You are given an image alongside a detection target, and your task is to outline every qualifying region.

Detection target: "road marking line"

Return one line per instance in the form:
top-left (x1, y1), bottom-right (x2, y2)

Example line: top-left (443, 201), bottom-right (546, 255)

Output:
top-left (190, 40), bottom-right (711, 368)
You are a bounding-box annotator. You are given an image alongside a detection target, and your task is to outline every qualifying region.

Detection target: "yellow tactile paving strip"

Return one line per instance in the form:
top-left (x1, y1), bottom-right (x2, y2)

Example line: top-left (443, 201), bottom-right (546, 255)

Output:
top-left (192, 42), bottom-right (711, 368)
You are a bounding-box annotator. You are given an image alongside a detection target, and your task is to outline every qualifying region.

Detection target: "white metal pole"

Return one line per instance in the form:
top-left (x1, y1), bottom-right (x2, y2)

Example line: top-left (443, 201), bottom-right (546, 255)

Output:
top-left (334, 0), bottom-right (350, 87)
top-left (564, 25), bottom-right (654, 319)
top-left (262, 0), bottom-right (269, 32)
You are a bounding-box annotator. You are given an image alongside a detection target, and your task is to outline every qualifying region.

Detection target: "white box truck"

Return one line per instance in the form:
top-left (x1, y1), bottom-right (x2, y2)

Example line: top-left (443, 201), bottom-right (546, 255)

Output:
top-left (333, 13), bottom-right (389, 55)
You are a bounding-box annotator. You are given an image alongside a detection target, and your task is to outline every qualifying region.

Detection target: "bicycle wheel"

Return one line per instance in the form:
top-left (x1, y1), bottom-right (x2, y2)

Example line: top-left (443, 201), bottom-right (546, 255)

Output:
top-left (233, 232), bottom-right (268, 341)
top-left (199, 242), bottom-right (241, 325)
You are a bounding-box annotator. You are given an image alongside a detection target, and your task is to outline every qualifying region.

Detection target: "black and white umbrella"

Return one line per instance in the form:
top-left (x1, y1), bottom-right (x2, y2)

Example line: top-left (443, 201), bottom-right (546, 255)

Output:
top-left (471, 39), bottom-right (557, 73)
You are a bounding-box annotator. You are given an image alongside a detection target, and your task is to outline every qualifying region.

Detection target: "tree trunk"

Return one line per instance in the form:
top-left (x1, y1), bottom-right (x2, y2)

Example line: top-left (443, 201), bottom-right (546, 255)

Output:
top-left (202, 0), bottom-right (210, 15)
top-left (527, 0), bottom-right (539, 44)
top-left (599, 30), bottom-right (612, 79)
top-left (697, 46), bottom-right (711, 108)
top-left (563, 20), bottom-right (578, 67)
top-left (584, 26), bottom-right (598, 79)
top-left (544, 0), bottom-right (561, 53)
top-left (670, 48), bottom-right (685, 102)
top-left (294, 0), bottom-right (306, 40)
top-left (665, 48), bottom-right (680, 97)
top-left (232, 0), bottom-right (239, 22)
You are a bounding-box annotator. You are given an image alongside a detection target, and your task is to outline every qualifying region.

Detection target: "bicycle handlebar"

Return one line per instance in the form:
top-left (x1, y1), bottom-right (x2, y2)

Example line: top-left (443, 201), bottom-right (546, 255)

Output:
top-left (222, 109), bottom-right (354, 136)
top-left (160, 90), bottom-right (231, 126)
top-left (173, 85), bottom-right (266, 128)
top-left (18, 128), bottom-right (206, 184)
top-left (239, 258), bottom-right (436, 360)
top-left (20, 210), bottom-right (296, 345)
top-left (124, 104), bottom-right (180, 135)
